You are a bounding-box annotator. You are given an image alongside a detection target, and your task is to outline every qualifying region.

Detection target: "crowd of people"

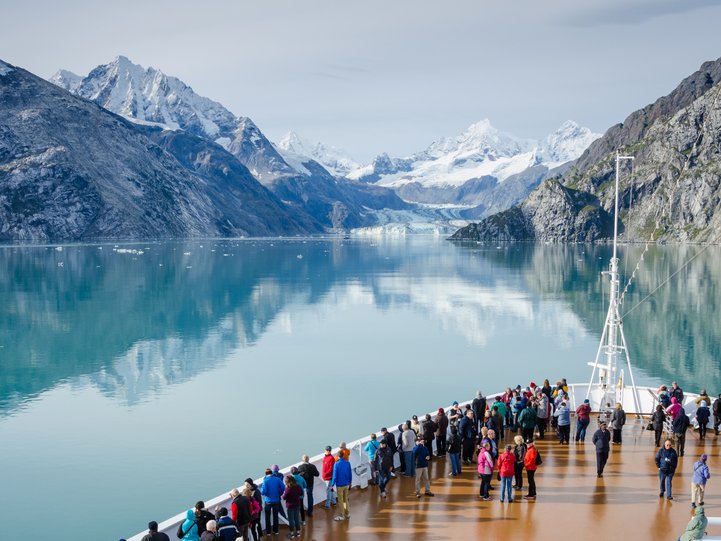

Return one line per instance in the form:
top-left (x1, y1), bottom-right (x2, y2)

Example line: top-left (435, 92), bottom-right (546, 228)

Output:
top-left (131, 378), bottom-right (720, 541)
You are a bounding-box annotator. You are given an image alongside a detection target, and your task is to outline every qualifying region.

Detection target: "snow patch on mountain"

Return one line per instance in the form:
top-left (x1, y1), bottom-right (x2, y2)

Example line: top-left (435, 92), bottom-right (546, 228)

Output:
top-left (0, 60), bottom-right (14, 76)
top-left (49, 56), bottom-right (238, 142)
top-left (349, 119), bottom-right (600, 189)
top-left (48, 69), bottom-right (82, 92)
top-left (277, 131), bottom-right (360, 176)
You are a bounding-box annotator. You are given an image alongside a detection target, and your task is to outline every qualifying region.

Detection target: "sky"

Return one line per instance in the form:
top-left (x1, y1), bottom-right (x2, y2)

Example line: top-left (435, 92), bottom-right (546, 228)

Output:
top-left (2, 0), bottom-right (721, 162)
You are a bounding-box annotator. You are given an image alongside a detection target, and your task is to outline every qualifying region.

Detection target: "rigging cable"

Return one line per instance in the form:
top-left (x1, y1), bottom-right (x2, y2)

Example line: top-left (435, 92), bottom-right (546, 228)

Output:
top-left (618, 84), bottom-right (721, 310)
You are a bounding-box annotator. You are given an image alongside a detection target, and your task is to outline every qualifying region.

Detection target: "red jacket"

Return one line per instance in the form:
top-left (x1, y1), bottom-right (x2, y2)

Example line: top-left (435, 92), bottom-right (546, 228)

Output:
top-left (322, 454), bottom-right (335, 481)
top-left (524, 446), bottom-right (538, 471)
top-left (497, 450), bottom-right (515, 477)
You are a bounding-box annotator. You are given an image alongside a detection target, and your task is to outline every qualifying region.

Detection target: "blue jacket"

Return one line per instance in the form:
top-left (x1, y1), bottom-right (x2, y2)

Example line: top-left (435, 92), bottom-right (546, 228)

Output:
top-left (260, 474), bottom-right (286, 503)
top-left (293, 473), bottom-right (307, 491)
top-left (180, 509), bottom-right (200, 541)
top-left (216, 516), bottom-right (239, 541)
top-left (592, 428), bottom-right (610, 451)
top-left (331, 458), bottom-right (352, 487)
top-left (365, 440), bottom-right (381, 461)
top-left (656, 446), bottom-right (679, 473)
top-left (554, 404), bottom-right (570, 426)
top-left (692, 460), bottom-right (711, 485)
top-left (413, 444), bottom-right (430, 468)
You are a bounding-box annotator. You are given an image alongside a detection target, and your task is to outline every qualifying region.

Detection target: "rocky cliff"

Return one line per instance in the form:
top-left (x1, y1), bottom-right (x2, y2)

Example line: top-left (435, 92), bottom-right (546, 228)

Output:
top-left (0, 60), bottom-right (318, 240)
top-left (452, 57), bottom-right (721, 243)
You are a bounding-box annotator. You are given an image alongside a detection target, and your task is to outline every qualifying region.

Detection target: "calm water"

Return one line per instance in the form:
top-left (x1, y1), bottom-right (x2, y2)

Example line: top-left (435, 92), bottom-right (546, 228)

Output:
top-left (1, 238), bottom-right (720, 540)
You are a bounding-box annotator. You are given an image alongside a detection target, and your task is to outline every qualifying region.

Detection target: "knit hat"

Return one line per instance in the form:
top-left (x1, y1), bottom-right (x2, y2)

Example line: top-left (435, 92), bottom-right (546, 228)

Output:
top-left (244, 478), bottom-right (254, 485)
top-left (584, 399), bottom-right (590, 404)
top-left (325, 445), bottom-right (332, 451)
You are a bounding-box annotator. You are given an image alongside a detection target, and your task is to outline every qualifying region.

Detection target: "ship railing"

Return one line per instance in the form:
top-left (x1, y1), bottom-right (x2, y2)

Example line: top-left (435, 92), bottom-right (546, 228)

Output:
top-left (702, 515), bottom-right (721, 540)
top-left (126, 385), bottom-right (698, 540)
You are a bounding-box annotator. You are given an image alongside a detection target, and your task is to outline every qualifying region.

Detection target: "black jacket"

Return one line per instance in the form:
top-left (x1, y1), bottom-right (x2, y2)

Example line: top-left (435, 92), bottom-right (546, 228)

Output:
top-left (447, 433), bottom-right (462, 453)
top-left (422, 419), bottom-right (438, 441)
top-left (472, 397), bottom-right (487, 420)
top-left (232, 495), bottom-right (252, 526)
top-left (672, 412), bottom-right (691, 434)
top-left (297, 462), bottom-right (320, 489)
top-left (651, 410), bottom-right (666, 431)
top-left (373, 446), bottom-right (394, 473)
top-left (381, 431), bottom-right (397, 453)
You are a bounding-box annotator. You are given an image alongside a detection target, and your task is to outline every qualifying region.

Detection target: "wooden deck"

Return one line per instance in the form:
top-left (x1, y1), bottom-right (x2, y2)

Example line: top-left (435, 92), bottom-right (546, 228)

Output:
top-left (294, 418), bottom-right (718, 540)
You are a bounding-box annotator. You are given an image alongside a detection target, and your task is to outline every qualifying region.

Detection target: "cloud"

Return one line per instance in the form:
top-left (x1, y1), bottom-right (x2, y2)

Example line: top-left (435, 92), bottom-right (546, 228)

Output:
top-left (560, 0), bottom-right (721, 27)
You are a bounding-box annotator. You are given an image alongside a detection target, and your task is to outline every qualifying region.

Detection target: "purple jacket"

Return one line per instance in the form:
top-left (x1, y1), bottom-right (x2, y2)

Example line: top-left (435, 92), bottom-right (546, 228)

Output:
top-left (692, 460), bottom-right (710, 485)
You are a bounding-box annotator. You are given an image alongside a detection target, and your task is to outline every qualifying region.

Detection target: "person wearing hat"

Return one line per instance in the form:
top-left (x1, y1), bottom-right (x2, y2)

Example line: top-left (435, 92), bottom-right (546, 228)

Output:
top-left (575, 399), bottom-right (592, 442)
top-left (448, 401), bottom-right (463, 429)
top-left (697, 401), bottom-right (711, 440)
top-left (679, 506), bottom-right (708, 541)
top-left (523, 440), bottom-right (540, 499)
top-left (592, 422), bottom-right (611, 477)
top-left (695, 389), bottom-right (711, 407)
top-left (373, 438), bottom-right (394, 498)
top-left (321, 446), bottom-right (337, 508)
top-left (141, 521), bottom-right (169, 541)
top-left (691, 454), bottom-right (711, 508)
top-left (243, 478), bottom-right (263, 541)
top-left (413, 436), bottom-right (434, 498)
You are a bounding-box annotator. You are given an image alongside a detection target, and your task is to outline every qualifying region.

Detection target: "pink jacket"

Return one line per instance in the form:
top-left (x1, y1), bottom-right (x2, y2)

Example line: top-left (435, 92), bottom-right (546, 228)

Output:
top-left (477, 449), bottom-right (494, 475)
top-left (666, 397), bottom-right (682, 420)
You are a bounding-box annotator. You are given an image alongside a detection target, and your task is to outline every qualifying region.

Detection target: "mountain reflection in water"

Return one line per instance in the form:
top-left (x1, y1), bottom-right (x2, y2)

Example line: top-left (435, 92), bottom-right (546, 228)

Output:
top-left (1, 240), bottom-right (720, 413)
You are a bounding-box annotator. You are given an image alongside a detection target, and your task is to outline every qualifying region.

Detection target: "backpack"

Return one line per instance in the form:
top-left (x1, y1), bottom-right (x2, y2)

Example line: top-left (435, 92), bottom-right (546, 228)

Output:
top-left (535, 450), bottom-right (543, 465)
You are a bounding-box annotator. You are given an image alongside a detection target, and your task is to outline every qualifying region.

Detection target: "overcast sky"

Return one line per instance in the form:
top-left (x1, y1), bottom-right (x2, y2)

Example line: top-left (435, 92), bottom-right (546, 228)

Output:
top-left (3, 0), bottom-right (721, 161)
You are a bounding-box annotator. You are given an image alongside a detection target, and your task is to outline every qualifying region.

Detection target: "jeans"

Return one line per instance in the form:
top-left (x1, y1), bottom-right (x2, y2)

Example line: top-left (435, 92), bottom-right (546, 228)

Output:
top-left (378, 470), bottom-right (391, 493)
top-left (501, 476), bottom-right (513, 501)
top-left (305, 487), bottom-right (314, 516)
top-left (404, 451), bottom-right (416, 476)
top-left (287, 506), bottom-right (301, 532)
top-left (449, 452), bottom-right (461, 475)
top-left (263, 502), bottom-right (280, 534)
top-left (480, 473), bottom-right (491, 498)
top-left (659, 470), bottom-right (674, 497)
top-left (324, 480), bottom-right (336, 507)
top-left (575, 418), bottom-right (590, 441)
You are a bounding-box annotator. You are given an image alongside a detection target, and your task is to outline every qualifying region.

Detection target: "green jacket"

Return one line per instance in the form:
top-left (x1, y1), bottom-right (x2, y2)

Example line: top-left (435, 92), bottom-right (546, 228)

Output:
top-left (518, 407), bottom-right (537, 430)
top-left (680, 507), bottom-right (708, 541)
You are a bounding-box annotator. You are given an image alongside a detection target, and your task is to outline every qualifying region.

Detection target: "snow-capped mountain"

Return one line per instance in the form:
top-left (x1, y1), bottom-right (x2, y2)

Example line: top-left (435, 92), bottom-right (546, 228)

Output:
top-left (49, 56), bottom-right (408, 230)
top-left (277, 131), bottom-right (360, 176)
top-left (50, 56), bottom-right (238, 143)
top-left (537, 120), bottom-right (600, 167)
top-left (349, 119), bottom-right (599, 190)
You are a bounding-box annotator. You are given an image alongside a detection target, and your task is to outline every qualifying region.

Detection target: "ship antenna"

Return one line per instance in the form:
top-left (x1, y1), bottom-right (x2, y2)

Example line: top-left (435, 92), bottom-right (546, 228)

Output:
top-left (586, 152), bottom-right (641, 414)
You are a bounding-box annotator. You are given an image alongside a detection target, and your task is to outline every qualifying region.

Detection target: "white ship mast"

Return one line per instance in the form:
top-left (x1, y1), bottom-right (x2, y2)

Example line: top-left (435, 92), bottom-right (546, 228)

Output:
top-left (586, 152), bottom-right (641, 413)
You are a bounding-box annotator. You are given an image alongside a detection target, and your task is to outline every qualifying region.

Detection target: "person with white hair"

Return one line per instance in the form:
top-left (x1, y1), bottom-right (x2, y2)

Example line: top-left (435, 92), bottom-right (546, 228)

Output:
top-left (199, 520), bottom-right (217, 541)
